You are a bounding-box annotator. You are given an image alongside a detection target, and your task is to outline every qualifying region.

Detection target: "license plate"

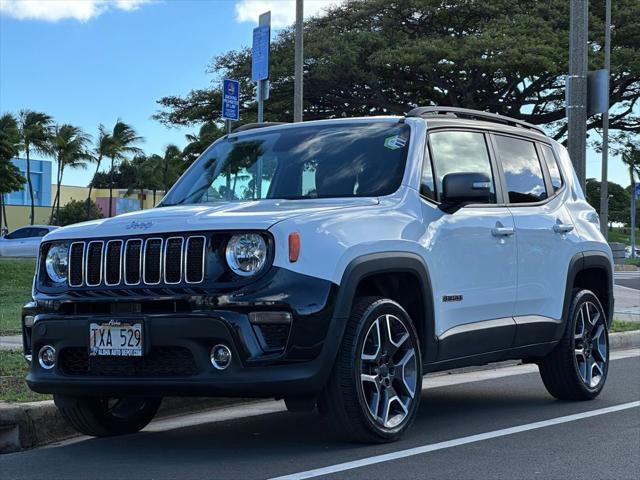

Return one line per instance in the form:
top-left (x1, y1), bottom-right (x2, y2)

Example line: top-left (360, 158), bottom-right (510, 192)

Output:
top-left (89, 322), bottom-right (143, 356)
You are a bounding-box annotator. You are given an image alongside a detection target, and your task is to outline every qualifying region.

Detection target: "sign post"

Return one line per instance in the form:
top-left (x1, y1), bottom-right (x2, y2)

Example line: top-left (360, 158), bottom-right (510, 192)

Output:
top-left (221, 78), bottom-right (240, 134)
top-left (252, 11), bottom-right (271, 123)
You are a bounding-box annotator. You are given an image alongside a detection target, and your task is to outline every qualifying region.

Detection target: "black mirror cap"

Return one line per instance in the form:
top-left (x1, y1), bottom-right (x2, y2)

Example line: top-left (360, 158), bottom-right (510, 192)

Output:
top-left (441, 172), bottom-right (492, 205)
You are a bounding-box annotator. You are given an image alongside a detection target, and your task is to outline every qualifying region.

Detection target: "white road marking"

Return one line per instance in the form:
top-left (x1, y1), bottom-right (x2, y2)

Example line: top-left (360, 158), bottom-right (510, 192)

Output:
top-left (268, 401), bottom-right (640, 480)
top-left (45, 349), bottom-right (640, 449)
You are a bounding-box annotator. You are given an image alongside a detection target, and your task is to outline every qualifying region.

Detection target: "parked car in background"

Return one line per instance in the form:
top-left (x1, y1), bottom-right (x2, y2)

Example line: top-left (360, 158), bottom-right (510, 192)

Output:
top-left (625, 245), bottom-right (640, 258)
top-left (0, 225), bottom-right (58, 257)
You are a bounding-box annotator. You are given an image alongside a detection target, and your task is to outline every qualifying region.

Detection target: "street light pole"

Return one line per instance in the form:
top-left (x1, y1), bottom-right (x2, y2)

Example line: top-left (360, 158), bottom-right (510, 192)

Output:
top-left (294, 0), bottom-right (304, 122)
top-left (567, 0), bottom-right (589, 190)
top-left (599, 0), bottom-right (612, 238)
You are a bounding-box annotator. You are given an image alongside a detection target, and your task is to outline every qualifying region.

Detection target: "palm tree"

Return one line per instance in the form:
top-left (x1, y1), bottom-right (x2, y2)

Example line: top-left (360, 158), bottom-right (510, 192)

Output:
top-left (49, 124), bottom-right (92, 223)
top-left (107, 121), bottom-right (143, 216)
top-left (0, 113), bottom-right (25, 231)
top-left (621, 143), bottom-right (640, 187)
top-left (18, 110), bottom-right (53, 224)
top-left (86, 125), bottom-right (112, 216)
top-left (126, 155), bottom-right (155, 210)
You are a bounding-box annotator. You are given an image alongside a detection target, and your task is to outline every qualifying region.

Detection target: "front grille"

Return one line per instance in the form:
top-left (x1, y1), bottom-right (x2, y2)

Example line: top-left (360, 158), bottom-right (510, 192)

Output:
top-left (67, 235), bottom-right (206, 288)
top-left (59, 346), bottom-right (198, 377)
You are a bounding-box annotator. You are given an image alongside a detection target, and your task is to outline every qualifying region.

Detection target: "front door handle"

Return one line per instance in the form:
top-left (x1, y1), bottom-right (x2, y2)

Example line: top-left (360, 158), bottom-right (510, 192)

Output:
top-left (491, 226), bottom-right (515, 237)
top-left (553, 223), bottom-right (574, 234)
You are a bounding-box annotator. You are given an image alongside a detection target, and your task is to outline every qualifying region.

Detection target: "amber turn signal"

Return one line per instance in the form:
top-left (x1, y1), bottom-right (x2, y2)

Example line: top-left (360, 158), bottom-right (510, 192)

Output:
top-left (288, 232), bottom-right (300, 262)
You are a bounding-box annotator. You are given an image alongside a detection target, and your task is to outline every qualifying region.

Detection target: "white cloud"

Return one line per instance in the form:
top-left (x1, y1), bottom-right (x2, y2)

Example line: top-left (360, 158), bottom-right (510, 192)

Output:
top-left (235, 0), bottom-right (343, 28)
top-left (0, 0), bottom-right (152, 22)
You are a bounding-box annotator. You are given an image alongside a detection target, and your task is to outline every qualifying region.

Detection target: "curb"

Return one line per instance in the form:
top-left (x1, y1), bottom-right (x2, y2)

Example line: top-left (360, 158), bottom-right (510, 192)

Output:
top-left (2, 331), bottom-right (639, 454)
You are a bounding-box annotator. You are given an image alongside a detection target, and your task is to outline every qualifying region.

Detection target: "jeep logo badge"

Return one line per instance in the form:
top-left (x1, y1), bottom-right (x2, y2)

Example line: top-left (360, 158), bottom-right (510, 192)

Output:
top-left (125, 221), bottom-right (153, 231)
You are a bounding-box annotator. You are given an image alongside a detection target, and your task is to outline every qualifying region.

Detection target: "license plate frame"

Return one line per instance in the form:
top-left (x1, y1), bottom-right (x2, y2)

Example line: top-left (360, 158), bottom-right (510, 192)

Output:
top-left (89, 320), bottom-right (144, 357)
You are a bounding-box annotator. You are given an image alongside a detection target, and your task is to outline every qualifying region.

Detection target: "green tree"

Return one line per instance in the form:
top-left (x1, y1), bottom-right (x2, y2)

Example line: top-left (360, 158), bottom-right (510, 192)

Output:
top-left (155, 0), bottom-right (639, 140)
top-left (49, 124), bottom-right (92, 223)
top-left (50, 199), bottom-right (103, 227)
top-left (18, 110), bottom-right (53, 224)
top-left (86, 125), bottom-right (113, 216)
top-left (586, 178), bottom-right (630, 226)
top-left (106, 121), bottom-right (143, 217)
top-left (0, 113), bottom-right (25, 230)
top-left (621, 143), bottom-right (640, 187)
top-left (182, 123), bottom-right (225, 165)
top-left (151, 144), bottom-right (184, 193)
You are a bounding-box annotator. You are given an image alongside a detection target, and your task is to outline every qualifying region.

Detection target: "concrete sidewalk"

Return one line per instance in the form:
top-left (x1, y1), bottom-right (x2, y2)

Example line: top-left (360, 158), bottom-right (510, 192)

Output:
top-left (613, 284), bottom-right (640, 322)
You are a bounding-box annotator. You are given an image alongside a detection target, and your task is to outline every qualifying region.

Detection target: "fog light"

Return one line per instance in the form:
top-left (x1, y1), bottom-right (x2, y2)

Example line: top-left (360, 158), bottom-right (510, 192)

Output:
top-left (210, 344), bottom-right (232, 370)
top-left (38, 345), bottom-right (56, 370)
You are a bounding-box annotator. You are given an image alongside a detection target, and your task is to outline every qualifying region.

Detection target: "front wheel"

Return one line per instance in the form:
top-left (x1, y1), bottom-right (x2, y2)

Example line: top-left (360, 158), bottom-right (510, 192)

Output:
top-left (538, 289), bottom-right (609, 400)
top-left (319, 297), bottom-right (422, 443)
top-left (54, 395), bottom-right (162, 437)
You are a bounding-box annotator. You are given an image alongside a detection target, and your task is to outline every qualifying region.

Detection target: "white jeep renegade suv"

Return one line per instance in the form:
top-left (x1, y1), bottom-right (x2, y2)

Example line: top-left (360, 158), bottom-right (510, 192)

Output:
top-left (24, 107), bottom-right (613, 443)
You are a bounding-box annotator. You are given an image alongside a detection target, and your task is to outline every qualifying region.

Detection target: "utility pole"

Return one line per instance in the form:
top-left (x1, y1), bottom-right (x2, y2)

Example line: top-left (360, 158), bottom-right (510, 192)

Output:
top-left (599, 0), bottom-right (612, 238)
top-left (293, 0), bottom-right (304, 122)
top-left (567, 0), bottom-right (589, 190)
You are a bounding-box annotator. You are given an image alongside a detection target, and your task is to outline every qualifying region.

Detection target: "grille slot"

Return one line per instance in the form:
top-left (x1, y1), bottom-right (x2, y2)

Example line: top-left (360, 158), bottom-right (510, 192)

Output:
top-left (255, 323), bottom-right (291, 351)
top-left (104, 240), bottom-right (123, 285)
top-left (185, 236), bottom-right (206, 283)
top-left (65, 235), bottom-right (206, 287)
top-left (164, 237), bottom-right (183, 284)
top-left (143, 238), bottom-right (163, 285)
top-left (59, 346), bottom-right (198, 377)
top-left (68, 242), bottom-right (85, 287)
top-left (124, 239), bottom-right (142, 285)
top-left (85, 241), bottom-right (104, 286)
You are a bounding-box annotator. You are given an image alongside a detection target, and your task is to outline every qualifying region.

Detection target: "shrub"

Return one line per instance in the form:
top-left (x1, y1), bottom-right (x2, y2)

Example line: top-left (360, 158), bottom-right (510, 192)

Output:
top-left (50, 199), bottom-right (103, 227)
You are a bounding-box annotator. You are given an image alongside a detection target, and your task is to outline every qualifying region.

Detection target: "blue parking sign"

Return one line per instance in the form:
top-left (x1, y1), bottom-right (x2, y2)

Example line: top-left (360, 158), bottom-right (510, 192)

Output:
top-left (252, 25), bottom-right (270, 81)
top-left (635, 182), bottom-right (640, 200)
top-left (222, 79), bottom-right (240, 121)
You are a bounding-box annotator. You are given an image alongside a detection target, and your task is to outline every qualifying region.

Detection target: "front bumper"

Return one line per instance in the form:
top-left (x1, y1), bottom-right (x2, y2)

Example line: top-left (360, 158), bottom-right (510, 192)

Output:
top-left (23, 269), bottom-right (344, 398)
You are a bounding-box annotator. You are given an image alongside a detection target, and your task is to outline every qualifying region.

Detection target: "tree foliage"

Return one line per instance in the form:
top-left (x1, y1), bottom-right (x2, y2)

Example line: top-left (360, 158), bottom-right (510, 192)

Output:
top-left (155, 0), bottom-right (639, 141)
top-left (50, 199), bottom-right (103, 227)
top-left (586, 178), bottom-right (631, 225)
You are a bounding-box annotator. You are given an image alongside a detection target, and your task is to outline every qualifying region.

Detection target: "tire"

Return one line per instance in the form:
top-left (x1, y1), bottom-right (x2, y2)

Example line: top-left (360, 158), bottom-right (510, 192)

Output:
top-left (54, 395), bottom-right (162, 437)
top-left (538, 289), bottom-right (609, 400)
top-left (319, 297), bottom-right (422, 443)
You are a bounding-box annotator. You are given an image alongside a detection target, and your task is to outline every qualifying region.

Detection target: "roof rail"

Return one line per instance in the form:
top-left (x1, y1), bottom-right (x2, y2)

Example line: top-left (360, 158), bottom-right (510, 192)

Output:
top-left (406, 106), bottom-right (546, 135)
top-left (232, 122), bottom-right (289, 133)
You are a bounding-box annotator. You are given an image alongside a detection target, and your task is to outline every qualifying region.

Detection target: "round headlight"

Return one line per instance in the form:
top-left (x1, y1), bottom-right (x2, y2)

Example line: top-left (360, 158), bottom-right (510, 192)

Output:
top-left (225, 233), bottom-right (268, 277)
top-left (45, 243), bottom-right (69, 284)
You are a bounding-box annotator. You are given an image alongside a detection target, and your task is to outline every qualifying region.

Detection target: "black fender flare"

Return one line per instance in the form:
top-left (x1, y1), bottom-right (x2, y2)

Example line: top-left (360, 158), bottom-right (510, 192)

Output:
top-left (559, 250), bottom-right (614, 339)
top-left (331, 252), bottom-right (437, 364)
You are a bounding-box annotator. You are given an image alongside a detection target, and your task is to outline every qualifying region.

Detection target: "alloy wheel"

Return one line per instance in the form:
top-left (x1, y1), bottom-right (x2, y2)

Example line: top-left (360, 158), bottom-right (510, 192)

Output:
top-left (574, 301), bottom-right (607, 389)
top-left (360, 314), bottom-right (417, 429)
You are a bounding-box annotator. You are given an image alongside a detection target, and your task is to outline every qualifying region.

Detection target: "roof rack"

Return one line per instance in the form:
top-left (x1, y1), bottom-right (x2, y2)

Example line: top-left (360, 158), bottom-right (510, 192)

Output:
top-left (232, 122), bottom-right (289, 133)
top-left (406, 106), bottom-right (546, 135)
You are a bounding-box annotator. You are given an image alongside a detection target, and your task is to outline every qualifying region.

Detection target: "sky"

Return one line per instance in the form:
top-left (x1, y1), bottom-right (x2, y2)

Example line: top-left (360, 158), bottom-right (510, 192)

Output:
top-left (0, 0), bottom-right (634, 188)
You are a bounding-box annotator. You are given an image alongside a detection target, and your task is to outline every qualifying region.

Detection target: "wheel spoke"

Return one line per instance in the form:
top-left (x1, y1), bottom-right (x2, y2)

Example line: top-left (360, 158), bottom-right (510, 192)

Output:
top-left (396, 349), bottom-right (417, 399)
top-left (382, 315), bottom-right (409, 357)
top-left (361, 318), bottom-right (381, 362)
top-left (592, 325), bottom-right (608, 362)
top-left (381, 386), bottom-right (407, 428)
top-left (574, 308), bottom-right (585, 341)
top-left (584, 356), bottom-right (595, 387)
top-left (360, 374), bottom-right (381, 418)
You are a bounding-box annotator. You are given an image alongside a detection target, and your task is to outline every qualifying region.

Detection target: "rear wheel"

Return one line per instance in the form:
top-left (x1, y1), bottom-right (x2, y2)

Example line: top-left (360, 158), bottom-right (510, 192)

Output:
top-left (54, 395), bottom-right (162, 437)
top-left (319, 297), bottom-right (422, 443)
top-left (538, 289), bottom-right (609, 400)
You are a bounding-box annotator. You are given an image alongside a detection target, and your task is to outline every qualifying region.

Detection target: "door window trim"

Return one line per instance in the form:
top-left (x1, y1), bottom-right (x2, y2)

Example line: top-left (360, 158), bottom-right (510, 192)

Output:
top-left (489, 132), bottom-right (566, 208)
top-left (420, 127), bottom-right (506, 208)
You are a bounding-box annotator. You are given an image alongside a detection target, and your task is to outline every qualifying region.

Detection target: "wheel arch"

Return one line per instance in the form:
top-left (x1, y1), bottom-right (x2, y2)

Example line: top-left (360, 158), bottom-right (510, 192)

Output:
top-left (333, 252), bottom-right (437, 364)
top-left (560, 251), bottom-right (614, 338)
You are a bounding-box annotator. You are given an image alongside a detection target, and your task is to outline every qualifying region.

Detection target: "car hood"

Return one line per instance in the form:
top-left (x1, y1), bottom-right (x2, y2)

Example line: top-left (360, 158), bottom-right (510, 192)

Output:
top-left (44, 198), bottom-right (379, 241)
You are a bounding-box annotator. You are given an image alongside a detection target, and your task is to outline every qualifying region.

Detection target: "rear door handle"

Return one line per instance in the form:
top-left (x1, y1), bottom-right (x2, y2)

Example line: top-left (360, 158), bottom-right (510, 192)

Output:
top-left (553, 224), bottom-right (574, 233)
top-left (491, 227), bottom-right (515, 237)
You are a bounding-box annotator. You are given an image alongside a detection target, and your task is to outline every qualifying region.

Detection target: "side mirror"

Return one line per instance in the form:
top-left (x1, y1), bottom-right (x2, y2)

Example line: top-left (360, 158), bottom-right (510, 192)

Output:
top-left (441, 172), bottom-right (492, 205)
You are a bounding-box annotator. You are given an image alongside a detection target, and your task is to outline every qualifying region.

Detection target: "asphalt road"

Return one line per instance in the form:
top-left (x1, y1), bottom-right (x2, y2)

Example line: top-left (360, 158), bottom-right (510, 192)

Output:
top-left (615, 271), bottom-right (640, 290)
top-left (2, 352), bottom-right (639, 480)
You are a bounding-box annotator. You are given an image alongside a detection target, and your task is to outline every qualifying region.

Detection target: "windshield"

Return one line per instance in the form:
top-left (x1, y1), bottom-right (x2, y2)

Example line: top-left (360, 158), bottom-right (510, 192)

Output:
top-left (161, 122), bottom-right (411, 206)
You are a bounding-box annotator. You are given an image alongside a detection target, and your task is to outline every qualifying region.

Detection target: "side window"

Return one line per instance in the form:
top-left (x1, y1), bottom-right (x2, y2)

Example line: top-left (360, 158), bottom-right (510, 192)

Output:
top-left (539, 144), bottom-right (563, 193)
top-left (428, 131), bottom-right (496, 203)
top-left (494, 135), bottom-right (548, 204)
top-left (5, 228), bottom-right (29, 240)
top-left (30, 228), bottom-right (49, 238)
